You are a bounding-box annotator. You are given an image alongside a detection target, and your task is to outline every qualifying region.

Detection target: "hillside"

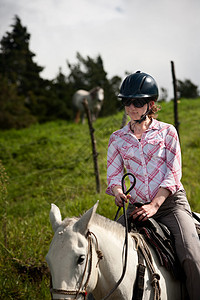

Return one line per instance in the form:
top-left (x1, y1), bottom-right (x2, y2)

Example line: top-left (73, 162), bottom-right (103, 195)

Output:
top-left (0, 98), bottom-right (200, 298)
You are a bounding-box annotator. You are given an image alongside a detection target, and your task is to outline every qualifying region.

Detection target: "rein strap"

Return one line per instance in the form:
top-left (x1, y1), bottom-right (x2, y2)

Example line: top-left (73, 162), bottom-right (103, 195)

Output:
top-left (131, 232), bottom-right (161, 300)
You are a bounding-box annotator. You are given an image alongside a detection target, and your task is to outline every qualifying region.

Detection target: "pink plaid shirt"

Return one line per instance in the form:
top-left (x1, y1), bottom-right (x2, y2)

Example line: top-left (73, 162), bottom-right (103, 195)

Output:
top-left (106, 119), bottom-right (183, 204)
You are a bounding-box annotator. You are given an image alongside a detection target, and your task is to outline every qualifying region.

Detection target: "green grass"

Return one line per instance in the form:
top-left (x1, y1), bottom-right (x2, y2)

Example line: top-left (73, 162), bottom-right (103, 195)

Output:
top-left (0, 98), bottom-right (200, 299)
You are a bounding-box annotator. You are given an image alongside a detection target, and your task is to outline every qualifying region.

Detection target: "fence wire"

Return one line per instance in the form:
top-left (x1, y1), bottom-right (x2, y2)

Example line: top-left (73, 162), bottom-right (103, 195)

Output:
top-left (0, 108), bottom-right (125, 198)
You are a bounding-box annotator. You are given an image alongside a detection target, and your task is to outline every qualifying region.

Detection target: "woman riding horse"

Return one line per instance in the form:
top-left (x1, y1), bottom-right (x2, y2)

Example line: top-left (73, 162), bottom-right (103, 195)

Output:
top-left (106, 71), bottom-right (200, 300)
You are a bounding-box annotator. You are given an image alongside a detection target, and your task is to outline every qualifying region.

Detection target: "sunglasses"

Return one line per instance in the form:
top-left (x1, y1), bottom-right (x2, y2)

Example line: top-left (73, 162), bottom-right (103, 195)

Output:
top-left (121, 98), bottom-right (148, 108)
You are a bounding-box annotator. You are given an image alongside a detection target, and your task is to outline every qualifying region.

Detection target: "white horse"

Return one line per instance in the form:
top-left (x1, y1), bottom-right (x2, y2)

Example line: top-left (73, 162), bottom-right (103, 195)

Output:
top-left (46, 202), bottom-right (187, 300)
top-left (72, 87), bottom-right (104, 123)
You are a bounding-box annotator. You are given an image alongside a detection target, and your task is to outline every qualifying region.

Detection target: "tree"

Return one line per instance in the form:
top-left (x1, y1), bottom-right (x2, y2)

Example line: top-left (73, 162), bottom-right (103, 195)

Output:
top-left (0, 15), bottom-right (44, 97)
top-left (67, 52), bottom-right (107, 90)
top-left (177, 79), bottom-right (199, 98)
top-left (0, 15), bottom-right (62, 125)
top-left (51, 68), bottom-right (74, 120)
top-left (0, 15), bottom-right (49, 125)
top-left (0, 74), bottom-right (36, 129)
top-left (159, 87), bottom-right (168, 102)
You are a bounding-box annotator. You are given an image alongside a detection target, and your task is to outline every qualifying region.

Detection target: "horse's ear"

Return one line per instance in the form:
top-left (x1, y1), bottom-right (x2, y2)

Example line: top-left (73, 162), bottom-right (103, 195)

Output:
top-left (74, 201), bottom-right (99, 235)
top-left (50, 203), bottom-right (62, 232)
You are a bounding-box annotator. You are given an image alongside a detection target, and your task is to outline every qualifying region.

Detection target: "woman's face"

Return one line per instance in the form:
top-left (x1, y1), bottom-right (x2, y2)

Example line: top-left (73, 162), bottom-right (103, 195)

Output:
top-left (125, 100), bottom-right (154, 122)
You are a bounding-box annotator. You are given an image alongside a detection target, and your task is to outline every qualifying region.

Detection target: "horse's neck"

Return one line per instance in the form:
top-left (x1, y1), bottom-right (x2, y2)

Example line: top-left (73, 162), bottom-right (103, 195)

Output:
top-left (90, 222), bottom-right (138, 299)
top-left (92, 222), bottom-right (127, 256)
top-left (89, 217), bottom-right (184, 300)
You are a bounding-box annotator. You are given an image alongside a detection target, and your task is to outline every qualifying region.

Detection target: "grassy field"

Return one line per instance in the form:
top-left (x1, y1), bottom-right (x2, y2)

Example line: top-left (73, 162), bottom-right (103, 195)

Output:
top-left (0, 98), bottom-right (200, 299)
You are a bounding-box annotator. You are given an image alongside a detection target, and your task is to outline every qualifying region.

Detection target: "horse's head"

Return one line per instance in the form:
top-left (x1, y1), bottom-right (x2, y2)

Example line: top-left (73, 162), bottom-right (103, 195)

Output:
top-left (46, 202), bottom-right (99, 299)
top-left (90, 87), bottom-right (104, 102)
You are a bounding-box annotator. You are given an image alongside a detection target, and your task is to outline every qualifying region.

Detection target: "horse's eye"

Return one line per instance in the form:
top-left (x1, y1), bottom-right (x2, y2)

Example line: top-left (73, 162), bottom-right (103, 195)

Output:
top-left (77, 255), bottom-right (85, 265)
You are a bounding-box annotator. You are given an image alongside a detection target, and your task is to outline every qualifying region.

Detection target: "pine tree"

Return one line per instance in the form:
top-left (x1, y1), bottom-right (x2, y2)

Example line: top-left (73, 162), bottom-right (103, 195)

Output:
top-left (177, 79), bottom-right (199, 98)
top-left (0, 15), bottom-right (57, 126)
top-left (52, 68), bottom-right (74, 119)
top-left (0, 15), bottom-right (44, 97)
top-left (0, 74), bottom-right (36, 129)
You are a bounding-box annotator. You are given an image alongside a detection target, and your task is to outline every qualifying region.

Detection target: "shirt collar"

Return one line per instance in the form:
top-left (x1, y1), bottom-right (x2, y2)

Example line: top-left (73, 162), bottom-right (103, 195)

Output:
top-left (147, 118), bottom-right (160, 130)
top-left (122, 118), bottom-right (160, 135)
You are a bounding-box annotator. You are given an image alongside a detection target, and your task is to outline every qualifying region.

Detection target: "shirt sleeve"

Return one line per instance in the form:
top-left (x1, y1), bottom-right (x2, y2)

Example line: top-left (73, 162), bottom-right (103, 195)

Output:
top-left (106, 133), bottom-right (124, 196)
top-left (160, 125), bottom-right (182, 194)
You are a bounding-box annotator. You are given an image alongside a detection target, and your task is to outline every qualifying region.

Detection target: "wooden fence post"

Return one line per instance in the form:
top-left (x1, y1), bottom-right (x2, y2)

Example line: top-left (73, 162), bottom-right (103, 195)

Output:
top-left (171, 61), bottom-right (180, 138)
top-left (83, 98), bottom-right (101, 193)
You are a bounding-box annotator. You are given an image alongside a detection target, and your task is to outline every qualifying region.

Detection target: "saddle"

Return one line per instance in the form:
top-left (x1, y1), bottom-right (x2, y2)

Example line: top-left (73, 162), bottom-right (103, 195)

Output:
top-left (128, 217), bottom-right (182, 279)
top-left (129, 215), bottom-right (200, 281)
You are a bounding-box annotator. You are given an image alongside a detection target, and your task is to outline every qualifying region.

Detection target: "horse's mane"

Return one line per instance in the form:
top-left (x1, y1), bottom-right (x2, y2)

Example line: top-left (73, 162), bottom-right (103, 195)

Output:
top-left (62, 213), bottom-right (125, 239)
top-left (93, 213), bottom-right (125, 238)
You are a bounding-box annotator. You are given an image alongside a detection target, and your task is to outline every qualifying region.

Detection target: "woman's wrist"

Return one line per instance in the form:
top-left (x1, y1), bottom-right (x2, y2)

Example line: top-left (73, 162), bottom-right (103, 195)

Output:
top-left (151, 187), bottom-right (171, 209)
top-left (112, 185), bottom-right (123, 196)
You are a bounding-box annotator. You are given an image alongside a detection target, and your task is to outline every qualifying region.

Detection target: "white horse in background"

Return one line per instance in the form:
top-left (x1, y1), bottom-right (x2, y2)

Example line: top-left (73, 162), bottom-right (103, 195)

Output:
top-left (72, 87), bottom-right (104, 123)
top-left (46, 201), bottom-right (187, 300)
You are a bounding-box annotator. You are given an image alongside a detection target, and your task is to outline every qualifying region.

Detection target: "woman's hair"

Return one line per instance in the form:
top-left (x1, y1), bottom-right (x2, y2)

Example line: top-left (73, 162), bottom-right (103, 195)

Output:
top-left (148, 102), bottom-right (161, 119)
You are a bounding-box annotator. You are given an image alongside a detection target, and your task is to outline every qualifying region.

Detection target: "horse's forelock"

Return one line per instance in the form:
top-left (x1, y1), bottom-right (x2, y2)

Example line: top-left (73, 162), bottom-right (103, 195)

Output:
top-left (62, 217), bottom-right (78, 228)
top-left (89, 87), bottom-right (100, 94)
top-left (89, 87), bottom-right (102, 99)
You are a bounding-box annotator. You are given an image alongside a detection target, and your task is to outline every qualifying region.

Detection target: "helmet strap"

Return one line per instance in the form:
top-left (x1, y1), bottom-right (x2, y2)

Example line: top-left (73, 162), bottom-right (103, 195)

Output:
top-left (134, 104), bottom-right (150, 124)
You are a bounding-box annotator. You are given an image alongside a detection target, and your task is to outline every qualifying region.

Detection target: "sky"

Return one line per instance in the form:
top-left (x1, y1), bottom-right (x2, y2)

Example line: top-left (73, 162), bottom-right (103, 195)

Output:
top-left (0, 0), bottom-right (200, 99)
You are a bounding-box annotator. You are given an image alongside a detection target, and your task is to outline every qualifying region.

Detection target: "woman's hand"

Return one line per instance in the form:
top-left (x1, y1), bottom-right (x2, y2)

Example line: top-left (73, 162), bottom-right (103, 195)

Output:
top-left (130, 187), bottom-right (171, 221)
top-left (112, 185), bottom-right (131, 207)
top-left (130, 202), bottom-right (159, 221)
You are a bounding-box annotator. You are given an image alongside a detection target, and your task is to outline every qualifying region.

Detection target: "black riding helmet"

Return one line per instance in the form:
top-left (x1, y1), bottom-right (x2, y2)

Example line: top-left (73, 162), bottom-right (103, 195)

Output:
top-left (118, 71), bottom-right (159, 124)
top-left (118, 71), bottom-right (159, 101)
